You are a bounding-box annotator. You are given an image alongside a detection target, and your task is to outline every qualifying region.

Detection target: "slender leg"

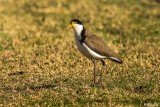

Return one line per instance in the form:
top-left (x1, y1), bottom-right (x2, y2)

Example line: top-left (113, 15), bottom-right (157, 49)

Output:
top-left (92, 60), bottom-right (107, 84)
top-left (101, 60), bottom-right (106, 66)
top-left (92, 60), bottom-right (96, 84)
top-left (101, 59), bottom-right (108, 74)
top-left (97, 60), bottom-right (106, 83)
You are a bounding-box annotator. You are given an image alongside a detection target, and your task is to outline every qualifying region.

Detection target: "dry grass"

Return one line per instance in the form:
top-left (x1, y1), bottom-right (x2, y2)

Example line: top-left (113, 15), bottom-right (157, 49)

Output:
top-left (0, 0), bottom-right (160, 106)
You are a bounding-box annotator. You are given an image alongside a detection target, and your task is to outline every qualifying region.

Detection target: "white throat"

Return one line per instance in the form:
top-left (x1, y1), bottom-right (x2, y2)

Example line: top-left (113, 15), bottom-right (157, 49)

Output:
top-left (73, 24), bottom-right (83, 40)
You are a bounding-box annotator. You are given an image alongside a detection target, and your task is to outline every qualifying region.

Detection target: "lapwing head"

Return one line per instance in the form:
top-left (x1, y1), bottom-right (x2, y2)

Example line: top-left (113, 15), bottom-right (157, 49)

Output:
top-left (67, 19), bottom-right (84, 35)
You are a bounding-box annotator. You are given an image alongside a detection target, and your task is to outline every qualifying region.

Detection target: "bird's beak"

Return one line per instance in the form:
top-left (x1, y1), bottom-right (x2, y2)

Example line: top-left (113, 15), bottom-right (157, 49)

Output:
top-left (67, 24), bottom-right (72, 29)
top-left (67, 22), bottom-right (75, 29)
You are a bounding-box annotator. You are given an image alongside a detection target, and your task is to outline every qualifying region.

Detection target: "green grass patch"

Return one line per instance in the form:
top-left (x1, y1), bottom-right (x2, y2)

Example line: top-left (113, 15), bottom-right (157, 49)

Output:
top-left (0, 0), bottom-right (159, 106)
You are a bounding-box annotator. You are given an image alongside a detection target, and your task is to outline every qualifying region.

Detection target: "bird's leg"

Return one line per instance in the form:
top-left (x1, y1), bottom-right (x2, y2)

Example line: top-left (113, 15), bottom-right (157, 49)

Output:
top-left (92, 60), bottom-right (96, 84)
top-left (101, 60), bottom-right (106, 66)
top-left (97, 60), bottom-right (106, 83)
top-left (101, 59), bottom-right (108, 74)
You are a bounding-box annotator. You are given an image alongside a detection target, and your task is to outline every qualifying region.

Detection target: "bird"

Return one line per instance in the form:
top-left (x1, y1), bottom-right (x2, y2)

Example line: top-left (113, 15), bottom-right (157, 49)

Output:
top-left (67, 19), bottom-right (123, 84)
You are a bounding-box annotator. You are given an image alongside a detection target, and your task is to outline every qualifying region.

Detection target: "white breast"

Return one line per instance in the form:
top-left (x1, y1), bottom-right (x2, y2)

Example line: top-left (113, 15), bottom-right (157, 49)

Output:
top-left (74, 33), bottom-right (106, 59)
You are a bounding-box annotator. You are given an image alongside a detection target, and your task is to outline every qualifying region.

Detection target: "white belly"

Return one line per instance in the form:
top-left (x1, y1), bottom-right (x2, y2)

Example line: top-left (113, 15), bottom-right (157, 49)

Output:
top-left (74, 34), bottom-right (106, 59)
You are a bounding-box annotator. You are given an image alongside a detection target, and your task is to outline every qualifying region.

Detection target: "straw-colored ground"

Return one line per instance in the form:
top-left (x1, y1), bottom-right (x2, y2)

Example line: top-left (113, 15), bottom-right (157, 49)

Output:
top-left (0, 0), bottom-right (160, 106)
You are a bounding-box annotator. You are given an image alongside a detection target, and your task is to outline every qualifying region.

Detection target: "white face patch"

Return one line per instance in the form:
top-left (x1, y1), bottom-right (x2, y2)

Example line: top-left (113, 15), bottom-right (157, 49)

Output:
top-left (73, 24), bottom-right (83, 40)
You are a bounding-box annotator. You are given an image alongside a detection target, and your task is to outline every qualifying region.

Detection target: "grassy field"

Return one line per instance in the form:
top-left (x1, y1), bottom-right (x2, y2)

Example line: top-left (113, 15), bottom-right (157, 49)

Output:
top-left (0, 0), bottom-right (160, 106)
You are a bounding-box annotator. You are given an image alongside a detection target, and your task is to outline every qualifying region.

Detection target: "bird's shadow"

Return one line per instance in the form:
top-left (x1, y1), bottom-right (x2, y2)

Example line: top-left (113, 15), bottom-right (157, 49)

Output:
top-left (6, 72), bottom-right (56, 91)
top-left (8, 71), bottom-right (25, 76)
top-left (0, 84), bottom-right (56, 91)
top-left (29, 84), bottom-right (56, 90)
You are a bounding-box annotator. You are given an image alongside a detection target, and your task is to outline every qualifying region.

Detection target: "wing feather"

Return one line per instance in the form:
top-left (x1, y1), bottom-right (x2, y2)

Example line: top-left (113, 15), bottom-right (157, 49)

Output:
top-left (84, 31), bottom-right (123, 63)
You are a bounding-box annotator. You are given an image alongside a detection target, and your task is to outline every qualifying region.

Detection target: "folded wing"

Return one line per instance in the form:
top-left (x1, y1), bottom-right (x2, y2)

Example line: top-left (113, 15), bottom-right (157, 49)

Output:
top-left (84, 31), bottom-right (123, 64)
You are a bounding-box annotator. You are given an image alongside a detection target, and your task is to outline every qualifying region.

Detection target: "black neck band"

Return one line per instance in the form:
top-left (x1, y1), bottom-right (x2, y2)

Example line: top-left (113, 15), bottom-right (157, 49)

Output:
top-left (80, 27), bottom-right (86, 43)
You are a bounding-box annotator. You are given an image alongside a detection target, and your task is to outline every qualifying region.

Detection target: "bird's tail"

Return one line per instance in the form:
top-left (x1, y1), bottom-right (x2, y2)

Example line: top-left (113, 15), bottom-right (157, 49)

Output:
top-left (109, 56), bottom-right (123, 64)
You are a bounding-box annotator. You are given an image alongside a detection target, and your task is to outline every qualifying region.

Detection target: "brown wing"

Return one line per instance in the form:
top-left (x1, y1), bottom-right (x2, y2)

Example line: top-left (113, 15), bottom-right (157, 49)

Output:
top-left (84, 31), bottom-right (123, 63)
